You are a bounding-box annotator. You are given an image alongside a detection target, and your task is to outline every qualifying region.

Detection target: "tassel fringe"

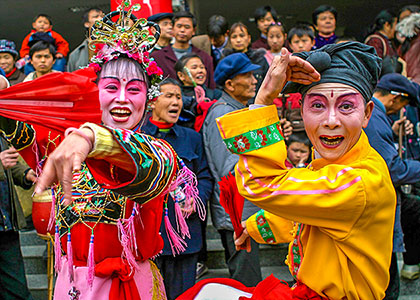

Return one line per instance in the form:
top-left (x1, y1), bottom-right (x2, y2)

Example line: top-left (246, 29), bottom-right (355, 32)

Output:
top-left (54, 225), bottom-right (61, 274)
top-left (87, 232), bottom-right (95, 287)
top-left (174, 199), bottom-right (190, 239)
top-left (67, 229), bottom-right (74, 282)
top-left (164, 206), bottom-right (187, 256)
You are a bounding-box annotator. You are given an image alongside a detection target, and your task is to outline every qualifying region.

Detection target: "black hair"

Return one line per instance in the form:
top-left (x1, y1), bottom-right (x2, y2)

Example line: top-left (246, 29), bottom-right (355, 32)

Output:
top-left (254, 5), bottom-right (278, 24)
top-left (267, 22), bottom-right (286, 36)
top-left (399, 5), bottom-right (420, 19)
top-left (174, 53), bottom-right (203, 75)
top-left (287, 24), bottom-right (315, 43)
top-left (82, 7), bottom-right (103, 25)
top-left (33, 14), bottom-right (53, 25)
top-left (286, 132), bottom-right (311, 148)
top-left (369, 9), bottom-right (397, 34)
top-left (312, 5), bottom-right (337, 25)
top-left (159, 77), bottom-right (181, 89)
top-left (173, 11), bottom-right (197, 27)
top-left (29, 41), bottom-right (56, 58)
top-left (207, 15), bottom-right (229, 38)
top-left (229, 22), bottom-right (250, 37)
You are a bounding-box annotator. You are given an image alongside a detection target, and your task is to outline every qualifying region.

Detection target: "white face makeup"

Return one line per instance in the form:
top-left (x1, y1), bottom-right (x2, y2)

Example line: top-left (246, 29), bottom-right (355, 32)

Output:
top-left (98, 75), bottom-right (147, 130)
top-left (302, 83), bottom-right (373, 162)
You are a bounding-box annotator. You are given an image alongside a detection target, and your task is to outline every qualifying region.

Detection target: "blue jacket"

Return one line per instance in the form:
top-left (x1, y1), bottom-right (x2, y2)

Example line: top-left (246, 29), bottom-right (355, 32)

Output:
top-left (364, 97), bottom-right (420, 186)
top-left (142, 120), bottom-right (213, 255)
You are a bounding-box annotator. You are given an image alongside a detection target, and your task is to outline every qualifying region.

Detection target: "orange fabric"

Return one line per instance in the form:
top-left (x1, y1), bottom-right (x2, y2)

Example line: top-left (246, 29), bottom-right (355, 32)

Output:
top-left (95, 257), bottom-right (141, 300)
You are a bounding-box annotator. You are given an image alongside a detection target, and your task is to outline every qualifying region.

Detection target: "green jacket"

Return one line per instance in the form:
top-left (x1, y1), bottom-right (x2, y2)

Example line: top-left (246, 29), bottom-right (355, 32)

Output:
top-left (0, 136), bottom-right (32, 230)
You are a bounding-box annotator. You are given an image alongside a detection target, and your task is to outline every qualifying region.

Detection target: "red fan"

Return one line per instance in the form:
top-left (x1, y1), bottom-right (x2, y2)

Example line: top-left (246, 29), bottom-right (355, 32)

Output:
top-left (0, 68), bottom-right (102, 133)
top-left (218, 172), bottom-right (245, 237)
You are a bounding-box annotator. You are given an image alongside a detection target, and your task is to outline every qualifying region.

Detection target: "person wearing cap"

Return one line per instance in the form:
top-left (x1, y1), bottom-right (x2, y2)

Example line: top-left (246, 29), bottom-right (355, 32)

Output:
top-left (0, 40), bottom-right (26, 85)
top-left (207, 42), bottom-right (396, 299)
top-left (148, 12), bottom-right (174, 52)
top-left (67, 7), bottom-right (104, 72)
top-left (364, 73), bottom-right (420, 298)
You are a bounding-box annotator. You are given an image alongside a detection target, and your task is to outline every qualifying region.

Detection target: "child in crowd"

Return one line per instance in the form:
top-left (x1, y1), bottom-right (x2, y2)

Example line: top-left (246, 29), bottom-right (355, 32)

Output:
top-left (312, 5), bottom-right (338, 48)
top-left (20, 14), bottom-right (69, 73)
top-left (285, 132), bottom-right (311, 169)
top-left (264, 22), bottom-right (287, 65)
top-left (251, 5), bottom-right (278, 50)
top-left (288, 24), bottom-right (315, 53)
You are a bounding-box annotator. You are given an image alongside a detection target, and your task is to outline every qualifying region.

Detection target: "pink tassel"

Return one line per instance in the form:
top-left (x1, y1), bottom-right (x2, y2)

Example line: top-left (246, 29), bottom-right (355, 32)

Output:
top-left (117, 219), bottom-right (138, 270)
top-left (174, 200), bottom-right (190, 239)
top-left (87, 231), bottom-right (95, 288)
top-left (164, 206), bottom-right (187, 256)
top-left (54, 225), bottom-right (62, 274)
top-left (67, 229), bottom-right (74, 282)
top-left (178, 159), bottom-right (206, 221)
top-left (47, 187), bottom-right (56, 232)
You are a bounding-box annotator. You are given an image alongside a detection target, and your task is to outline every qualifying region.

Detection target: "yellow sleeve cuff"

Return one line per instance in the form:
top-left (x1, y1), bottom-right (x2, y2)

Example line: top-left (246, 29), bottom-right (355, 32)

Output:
top-left (81, 123), bottom-right (122, 159)
top-left (216, 105), bottom-right (279, 140)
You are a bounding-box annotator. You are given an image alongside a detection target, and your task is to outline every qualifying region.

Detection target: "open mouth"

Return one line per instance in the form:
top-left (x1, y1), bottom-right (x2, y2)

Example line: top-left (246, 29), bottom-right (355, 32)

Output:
top-left (168, 108), bottom-right (179, 117)
top-left (195, 74), bottom-right (205, 80)
top-left (110, 108), bottom-right (132, 121)
top-left (320, 135), bottom-right (344, 147)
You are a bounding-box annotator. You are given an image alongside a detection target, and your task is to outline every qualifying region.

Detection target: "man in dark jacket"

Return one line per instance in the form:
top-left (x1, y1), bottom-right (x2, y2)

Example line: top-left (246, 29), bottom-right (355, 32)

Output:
top-left (143, 78), bottom-right (213, 299)
top-left (151, 11), bottom-right (216, 89)
top-left (364, 73), bottom-right (420, 300)
top-left (0, 134), bottom-right (37, 299)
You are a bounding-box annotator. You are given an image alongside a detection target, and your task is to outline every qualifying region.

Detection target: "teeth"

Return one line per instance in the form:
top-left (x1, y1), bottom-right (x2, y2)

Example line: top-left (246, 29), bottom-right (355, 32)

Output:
top-left (321, 136), bottom-right (343, 145)
top-left (111, 108), bottom-right (131, 115)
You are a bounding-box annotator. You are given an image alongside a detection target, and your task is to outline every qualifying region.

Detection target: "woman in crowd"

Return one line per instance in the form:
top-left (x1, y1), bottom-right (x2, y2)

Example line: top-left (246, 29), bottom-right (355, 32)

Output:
top-left (223, 22), bottom-right (269, 95)
top-left (174, 53), bottom-right (221, 129)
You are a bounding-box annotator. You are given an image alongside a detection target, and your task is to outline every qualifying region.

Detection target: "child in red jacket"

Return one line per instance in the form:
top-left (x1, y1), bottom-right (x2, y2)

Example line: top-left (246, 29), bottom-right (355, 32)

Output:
top-left (20, 14), bottom-right (69, 73)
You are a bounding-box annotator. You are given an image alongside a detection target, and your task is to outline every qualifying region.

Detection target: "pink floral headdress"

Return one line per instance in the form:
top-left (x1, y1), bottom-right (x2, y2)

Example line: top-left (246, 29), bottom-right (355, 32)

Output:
top-left (88, 0), bottom-right (164, 101)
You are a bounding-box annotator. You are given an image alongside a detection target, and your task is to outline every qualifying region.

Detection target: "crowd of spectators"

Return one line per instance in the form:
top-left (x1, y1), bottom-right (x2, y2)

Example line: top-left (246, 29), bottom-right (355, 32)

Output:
top-left (1, 3), bottom-right (420, 300)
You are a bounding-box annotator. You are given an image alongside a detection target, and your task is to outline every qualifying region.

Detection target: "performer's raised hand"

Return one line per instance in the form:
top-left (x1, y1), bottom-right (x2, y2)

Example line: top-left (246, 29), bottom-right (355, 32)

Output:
top-left (255, 48), bottom-right (320, 106)
top-left (35, 128), bottom-right (94, 206)
top-left (234, 222), bottom-right (251, 253)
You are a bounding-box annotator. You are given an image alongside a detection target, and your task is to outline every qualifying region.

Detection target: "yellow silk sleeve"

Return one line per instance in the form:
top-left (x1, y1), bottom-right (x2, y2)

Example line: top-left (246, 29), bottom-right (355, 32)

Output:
top-left (246, 209), bottom-right (293, 244)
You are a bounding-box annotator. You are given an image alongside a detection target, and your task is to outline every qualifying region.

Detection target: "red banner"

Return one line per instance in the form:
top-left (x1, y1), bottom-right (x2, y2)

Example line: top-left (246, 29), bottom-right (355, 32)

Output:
top-left (110, 0), bottom-right (173, 19)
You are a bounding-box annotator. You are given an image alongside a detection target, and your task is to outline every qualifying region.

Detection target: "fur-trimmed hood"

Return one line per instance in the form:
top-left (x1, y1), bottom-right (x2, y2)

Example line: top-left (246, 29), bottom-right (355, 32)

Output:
top-left (396, 13), bottom-right (420, 38)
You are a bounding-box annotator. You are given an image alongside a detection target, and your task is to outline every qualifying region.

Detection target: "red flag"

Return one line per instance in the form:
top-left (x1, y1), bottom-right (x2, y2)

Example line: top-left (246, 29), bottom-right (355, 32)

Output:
top-left (218, 172), bottom-right (245, 237)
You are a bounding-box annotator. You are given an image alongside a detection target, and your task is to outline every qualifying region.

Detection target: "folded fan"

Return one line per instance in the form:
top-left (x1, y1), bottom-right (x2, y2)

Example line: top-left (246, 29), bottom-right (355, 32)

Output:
top-left (0, 68), bottom-right (102, 133)
top-left (218, 172), bottom-right (245, 237)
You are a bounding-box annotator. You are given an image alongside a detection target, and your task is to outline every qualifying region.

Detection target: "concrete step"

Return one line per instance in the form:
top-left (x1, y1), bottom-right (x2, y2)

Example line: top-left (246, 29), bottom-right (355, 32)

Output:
top-left (206, 238), bottom-right (289, 269)
top-left (20, 229), bottom-right (47, 246)
top-left (27, 274), bottom-right (49, 300)
top-left (21, 245), bottom-right (47, 274)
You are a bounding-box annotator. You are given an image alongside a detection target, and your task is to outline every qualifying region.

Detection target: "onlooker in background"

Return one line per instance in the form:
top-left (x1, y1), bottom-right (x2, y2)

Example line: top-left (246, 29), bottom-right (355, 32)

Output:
top-left (264, 22), bottom-right (286, 65)
top-left (20, 14), bottom-right (68, 73)
top-left (251, 5), bottom-right (278, 50)
top-left (0, 77), bottom-right (36, 299)
top-left (192, 15), bottom-right (231, 67)
top-left (285, 132), bottom-right (311, 169)
top-left (23, 41), bottom-right (56, 82)
top-left (144, 78), bottom-right (212, 299)
top-left (175, 53), bottom-right (222, 129)
top-left (67, 7), bottom-right (104, 72)
top-left (0, 40), bottom-right (25, 85)
top-left (364, 73), bottom-right (420, 300)
top-left (399, 5), bottom-right (420, 21)
top-left (287, 24), bottom-right (315, 53)
top-left (152, 11), bottom-right (215, 89)
top-left (365, 10), bottom-right (401, 76)
top-left (148, 12), bottom-right (174, 52)
top-left (202, 53), bottom-right (263, 287)
top-left (365, 9), bottom-right (398, 59)
top-left (396, 13), bottom-right (420, 84)
top-left (312, 5), bottom-right (338, 48)
top-left (223, 22), bottom-right (269, 96)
